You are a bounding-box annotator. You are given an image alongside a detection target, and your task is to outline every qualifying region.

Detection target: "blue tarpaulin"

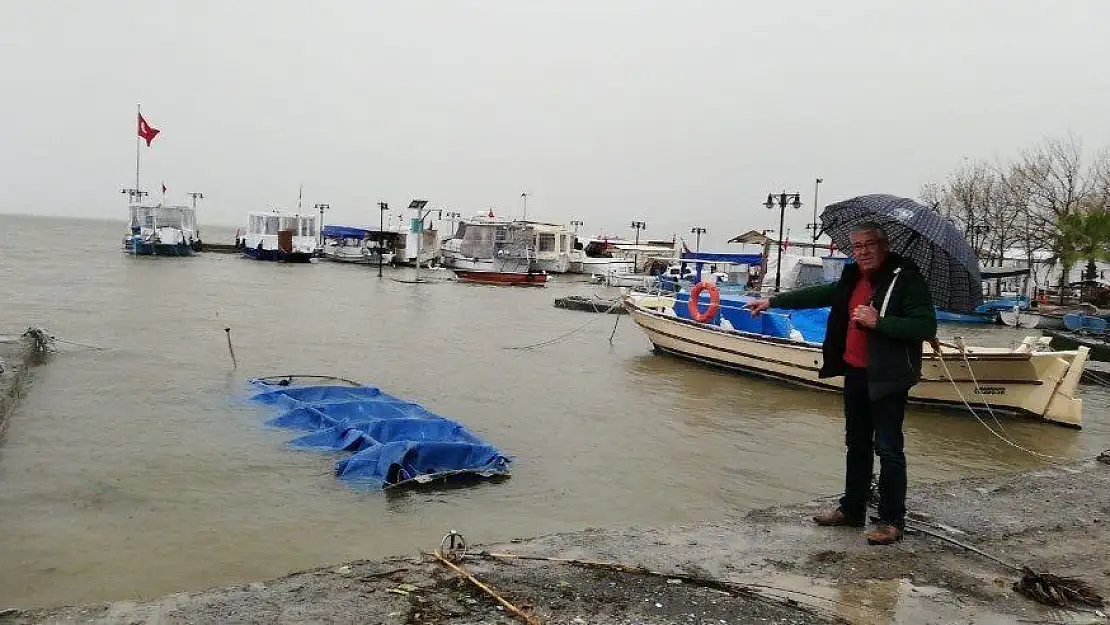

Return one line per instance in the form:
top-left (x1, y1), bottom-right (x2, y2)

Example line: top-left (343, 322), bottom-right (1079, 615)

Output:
top-left (674, 290), bottom-right (829, 344)
top-left (248, 380), bottom-right (511, 489)
top-left (322, 225), bottom-right (382, 239)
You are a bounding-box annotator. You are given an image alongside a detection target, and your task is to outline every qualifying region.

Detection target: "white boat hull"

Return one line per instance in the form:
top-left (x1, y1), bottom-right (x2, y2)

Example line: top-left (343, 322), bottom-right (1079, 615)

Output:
top-left (624, 296), bottom-right (1087, 427)
top-left (323, 244), bottom-right (395, 265)
top-left (572, 257), bottom-right (636, 276)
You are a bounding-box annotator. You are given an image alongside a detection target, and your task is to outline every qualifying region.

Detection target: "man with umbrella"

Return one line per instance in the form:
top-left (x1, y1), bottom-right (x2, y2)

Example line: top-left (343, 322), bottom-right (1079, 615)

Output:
top-left (746, 212), bottom-right (939, 545)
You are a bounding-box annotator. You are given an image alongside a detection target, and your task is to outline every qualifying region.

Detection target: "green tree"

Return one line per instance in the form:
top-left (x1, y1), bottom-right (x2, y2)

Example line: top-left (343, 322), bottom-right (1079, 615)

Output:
top-left (1053, 210), bottom-right (1110, 302)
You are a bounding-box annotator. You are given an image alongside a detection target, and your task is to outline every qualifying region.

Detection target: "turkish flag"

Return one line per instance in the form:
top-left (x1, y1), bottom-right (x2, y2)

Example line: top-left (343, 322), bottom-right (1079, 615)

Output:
top-left (161, 183), bottom-right (167, 194)
top-left (783, 236), bottom-right (790, 251)
top-left (138, 113), bottom-right (160, 146)
top-left (487, 208), bottom-right (495, 218)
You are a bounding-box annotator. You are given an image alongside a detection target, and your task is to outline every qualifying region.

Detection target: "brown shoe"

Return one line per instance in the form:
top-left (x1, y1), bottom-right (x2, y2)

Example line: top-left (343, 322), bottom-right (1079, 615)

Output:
top-left (864, 523), bottom-right (903, 545)
top-left (812, 508), bottom-right (864, 528)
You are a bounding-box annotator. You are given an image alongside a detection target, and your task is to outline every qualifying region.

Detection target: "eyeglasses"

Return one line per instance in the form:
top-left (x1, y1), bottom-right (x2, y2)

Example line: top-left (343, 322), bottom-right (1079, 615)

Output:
top-left (851, 240), bottom-right (882, 252)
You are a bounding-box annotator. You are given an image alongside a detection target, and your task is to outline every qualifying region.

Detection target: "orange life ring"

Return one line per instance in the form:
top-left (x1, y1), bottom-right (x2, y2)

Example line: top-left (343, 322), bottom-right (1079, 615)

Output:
top-left (688, 281), bottom-right (721, 323)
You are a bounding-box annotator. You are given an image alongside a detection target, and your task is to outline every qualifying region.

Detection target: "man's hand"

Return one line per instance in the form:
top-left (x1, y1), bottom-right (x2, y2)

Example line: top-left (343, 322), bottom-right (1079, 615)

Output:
top-left (853, 304), bottom-right (879, 328)
top-left (744, 298), bottom-right (771, 317)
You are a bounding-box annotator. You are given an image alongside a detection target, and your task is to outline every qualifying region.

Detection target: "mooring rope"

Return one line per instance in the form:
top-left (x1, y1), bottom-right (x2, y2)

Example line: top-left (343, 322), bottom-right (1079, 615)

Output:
top-left (933, 342), bottom-right (1066, 463)
top-left (503, 299), bottom-right (623, 350)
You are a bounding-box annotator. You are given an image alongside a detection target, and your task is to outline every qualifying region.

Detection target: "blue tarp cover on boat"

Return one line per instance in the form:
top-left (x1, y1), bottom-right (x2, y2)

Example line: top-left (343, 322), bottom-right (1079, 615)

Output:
top-left (322, 225), bottom-right (374, 239)
top-left (678, 252), bottom-right (763, 265)
top-left (248, 380), bottom-right (511, 489)
top-left (674, 290), bottom-right (829, 344)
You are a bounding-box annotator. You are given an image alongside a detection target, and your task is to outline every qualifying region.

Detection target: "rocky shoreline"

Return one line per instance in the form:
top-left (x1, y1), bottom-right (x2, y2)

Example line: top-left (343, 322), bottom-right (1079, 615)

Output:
top-left (3, 456), bottom-right (1108, 625)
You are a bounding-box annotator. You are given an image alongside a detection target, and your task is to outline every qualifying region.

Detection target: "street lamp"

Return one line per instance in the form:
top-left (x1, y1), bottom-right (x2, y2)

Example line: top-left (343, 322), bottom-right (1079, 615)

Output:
top-left (378, 201), bottom-right (389, 278)
top-left (630, 221), bottom-right (646, 245)
top-left (808, 177), bottom-right (824, 255)
top-left (763, 191), bottom-right (803, 293)
top-left (520, 192), bottom-right (528, 221)
top-left (570, 219), bottom-right (583, 234)
top-left (690, 226), bottom-right (706, 252)
top-left (314, 203), bottom-right (329, 253)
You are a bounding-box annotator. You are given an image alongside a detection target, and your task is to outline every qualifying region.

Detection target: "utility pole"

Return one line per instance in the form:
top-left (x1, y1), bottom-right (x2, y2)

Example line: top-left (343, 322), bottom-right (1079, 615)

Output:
top-left (630, 221), bottom-right (646, 245)
top-left (314, 203), bottom-right (329, 253)
top-left (378, 201), bottom-right (388, 278)
top-left (690, 226), bottom-right (706, 252)
top-left (808, 177), bottom-right (823, 255)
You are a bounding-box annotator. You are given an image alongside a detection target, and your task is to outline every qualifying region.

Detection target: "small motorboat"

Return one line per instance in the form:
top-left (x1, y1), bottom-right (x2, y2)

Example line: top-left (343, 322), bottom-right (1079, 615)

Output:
top-left (453, 269), bottom-right (548, 286)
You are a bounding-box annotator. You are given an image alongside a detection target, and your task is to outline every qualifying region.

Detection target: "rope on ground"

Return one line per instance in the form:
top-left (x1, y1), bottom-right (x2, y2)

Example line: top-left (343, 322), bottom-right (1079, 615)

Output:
top-left (905, 520), bottom-right (1104, 609)
top-left (933, 340), bottom-right (1066, 464)
top-left (429, 549), bottom-right (542, 625)
top-left (503, 300), bottom-right (623, 350)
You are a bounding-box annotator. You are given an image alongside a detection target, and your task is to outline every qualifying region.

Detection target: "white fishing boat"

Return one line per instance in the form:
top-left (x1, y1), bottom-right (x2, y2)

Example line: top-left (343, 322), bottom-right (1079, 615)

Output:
top-left (122, 203), bottom-right (200, 256)
top-left (240, 211), bottom-right (318, 263)
top-left (321, 225), bottom-right (396, 265)
top-left (623, 292), bottom-right (1088, 427)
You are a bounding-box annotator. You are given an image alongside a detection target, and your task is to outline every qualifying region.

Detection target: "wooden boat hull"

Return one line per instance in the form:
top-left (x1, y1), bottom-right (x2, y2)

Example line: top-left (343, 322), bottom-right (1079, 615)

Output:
top-left (624, 296), bottom-right (1087, 427)
top-left (453, 269), bottom-right (548, 286)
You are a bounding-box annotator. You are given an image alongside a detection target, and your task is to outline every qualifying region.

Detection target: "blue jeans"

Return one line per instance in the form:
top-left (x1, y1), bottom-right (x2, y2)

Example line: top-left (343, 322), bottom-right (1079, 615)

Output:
top-left (839, 367), bottom-right (907, 528)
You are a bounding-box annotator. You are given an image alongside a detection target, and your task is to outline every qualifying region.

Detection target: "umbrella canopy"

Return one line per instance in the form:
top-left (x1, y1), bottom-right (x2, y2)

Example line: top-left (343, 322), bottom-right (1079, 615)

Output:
top-left (820, 194), bottom-right (983, 311)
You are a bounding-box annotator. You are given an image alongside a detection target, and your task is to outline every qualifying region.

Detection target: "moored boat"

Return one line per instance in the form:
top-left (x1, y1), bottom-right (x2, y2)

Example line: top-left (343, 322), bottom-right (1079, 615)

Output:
top-left (1043, 328), bottom-right (1110, 362)
top-left (453, 269), bottom-right (548, 286)
top-left (241, 211), bottom-right (317, 263)
top-left (623, 291), bottom-right (1088, 427)
top-left (122, 204), bottom-right (200, 256)
top-left (321, 225), bottom-right (396, 265)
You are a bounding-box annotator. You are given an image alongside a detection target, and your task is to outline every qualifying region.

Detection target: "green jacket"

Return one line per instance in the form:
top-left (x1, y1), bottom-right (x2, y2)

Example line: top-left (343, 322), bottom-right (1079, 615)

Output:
top-left (770, 253), bottom-right (937, 399)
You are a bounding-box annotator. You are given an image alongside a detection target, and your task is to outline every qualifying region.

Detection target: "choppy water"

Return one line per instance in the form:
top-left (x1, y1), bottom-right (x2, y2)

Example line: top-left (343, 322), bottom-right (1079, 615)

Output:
top-left (1, 214), bottom-right (1107, 608)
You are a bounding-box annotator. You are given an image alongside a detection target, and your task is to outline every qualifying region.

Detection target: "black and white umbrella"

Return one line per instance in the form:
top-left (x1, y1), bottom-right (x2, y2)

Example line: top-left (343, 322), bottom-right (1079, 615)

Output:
top-left (820, 194), bottom-right (983, 311)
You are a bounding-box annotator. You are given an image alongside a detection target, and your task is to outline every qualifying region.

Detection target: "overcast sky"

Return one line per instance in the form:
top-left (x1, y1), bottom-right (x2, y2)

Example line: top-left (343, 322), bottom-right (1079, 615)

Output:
top-left (2, 1), bottom-right (1109, 247)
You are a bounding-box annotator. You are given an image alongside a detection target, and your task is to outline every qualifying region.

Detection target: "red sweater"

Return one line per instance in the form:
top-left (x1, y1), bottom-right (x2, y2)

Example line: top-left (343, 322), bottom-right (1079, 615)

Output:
top-left (844, 276), bottom-right (872, 368)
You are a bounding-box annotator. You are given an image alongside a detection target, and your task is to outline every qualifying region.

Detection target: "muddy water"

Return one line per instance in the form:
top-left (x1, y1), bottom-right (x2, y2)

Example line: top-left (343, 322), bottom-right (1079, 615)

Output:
top-left (1, 214), bottom-right (1107, 608)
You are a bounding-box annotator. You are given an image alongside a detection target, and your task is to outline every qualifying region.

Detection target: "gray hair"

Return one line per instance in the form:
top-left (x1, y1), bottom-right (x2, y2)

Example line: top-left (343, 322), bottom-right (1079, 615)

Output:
top-left (850, 221), bottom-right (888, 242)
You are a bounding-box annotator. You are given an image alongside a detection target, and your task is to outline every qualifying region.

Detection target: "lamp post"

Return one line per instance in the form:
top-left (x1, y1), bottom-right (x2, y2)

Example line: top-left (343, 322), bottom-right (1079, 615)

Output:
top-left (763, 191), bottom-right (803, 293)
top-left (378, 201), bottom-right (388, 278)
top-left (630, 221), bottom-right (646, 245)
top-left (521, 192), bottom-right (528, 222)
top-left (570, 219), bottom-right (583, 234)
top-left (690, 226), bottom-right (706, 252)
top-left (807, 177), bottom-right (823, 255)
top-left (314, 203), bottom-right (329, 253)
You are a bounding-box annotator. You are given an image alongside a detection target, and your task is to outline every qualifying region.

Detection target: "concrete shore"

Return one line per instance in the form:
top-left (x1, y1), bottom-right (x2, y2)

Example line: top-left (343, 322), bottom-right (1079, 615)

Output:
top-left (4, 456), bottom-right (1108, 625)
top-left (0, 334), bottom-right (37, 442)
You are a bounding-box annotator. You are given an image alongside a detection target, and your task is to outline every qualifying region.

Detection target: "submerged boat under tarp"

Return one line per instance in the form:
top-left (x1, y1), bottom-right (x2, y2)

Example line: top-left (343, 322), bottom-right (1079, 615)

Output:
top-left (249, 378), bottom-right (511, 489)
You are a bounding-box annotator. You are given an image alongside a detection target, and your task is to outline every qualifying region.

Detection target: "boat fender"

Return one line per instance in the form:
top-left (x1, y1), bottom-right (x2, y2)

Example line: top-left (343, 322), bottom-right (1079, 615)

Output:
top-left (688, 281), bottom-right (721, 323)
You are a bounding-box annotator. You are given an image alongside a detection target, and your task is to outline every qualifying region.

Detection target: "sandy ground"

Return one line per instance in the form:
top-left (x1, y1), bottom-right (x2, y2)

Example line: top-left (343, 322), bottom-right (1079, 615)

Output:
top-left (4, 456), bottom-right (1109, 625)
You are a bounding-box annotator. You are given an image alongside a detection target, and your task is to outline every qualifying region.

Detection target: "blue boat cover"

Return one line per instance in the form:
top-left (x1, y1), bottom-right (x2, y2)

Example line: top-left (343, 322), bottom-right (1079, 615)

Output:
top-left (248, 380), bottom-right (511, 489)
top-left (674, 290), bottom-right (829, 344)
top-left (322, 225), bottom-right (373, 239)
top-left (679, 252), bottom-right (763, 265)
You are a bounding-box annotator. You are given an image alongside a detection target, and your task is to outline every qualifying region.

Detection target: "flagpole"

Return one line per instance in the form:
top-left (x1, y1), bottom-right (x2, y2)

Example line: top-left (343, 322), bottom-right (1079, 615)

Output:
top-left (136, 104), bottom-right (141, 200)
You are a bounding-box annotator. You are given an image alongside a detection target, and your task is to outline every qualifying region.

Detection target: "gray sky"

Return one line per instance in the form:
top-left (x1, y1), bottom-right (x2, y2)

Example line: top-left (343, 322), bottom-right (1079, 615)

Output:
top-left (2, 1), bottom-right (1109, 248)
